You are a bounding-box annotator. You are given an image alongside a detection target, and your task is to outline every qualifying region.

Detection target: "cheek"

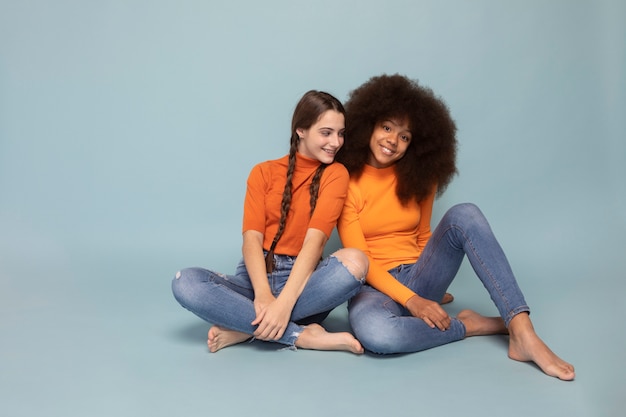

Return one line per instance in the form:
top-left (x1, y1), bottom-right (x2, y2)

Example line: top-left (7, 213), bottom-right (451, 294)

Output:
top-left (369, 136), bottom-right (378, 150)
top-left (396, 144), bottom-right (409, 159)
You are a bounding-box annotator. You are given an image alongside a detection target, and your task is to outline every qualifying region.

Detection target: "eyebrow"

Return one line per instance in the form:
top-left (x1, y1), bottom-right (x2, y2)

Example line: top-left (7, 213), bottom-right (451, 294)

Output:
top-left (383, 119), bottom-right (400, 126)
top-left (318, 126), bottom-right (344, 131)
top-left (383, 119), bottom-right (411, 134)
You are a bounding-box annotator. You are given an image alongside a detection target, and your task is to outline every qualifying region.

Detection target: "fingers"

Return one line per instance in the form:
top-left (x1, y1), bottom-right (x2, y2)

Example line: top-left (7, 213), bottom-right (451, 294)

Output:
top-left (253, 321), bottom-right (286, 341)
top-left (433, 303), bottom-right (451, 330)
top-left (251, 312), bottom-right (274, 339)
top-left (250, 310), bottom-right (264, 326)
top-left (251, 313), bottom-right (287, 340)
top-left (407, 296), bottom-right (451, 331)
top-left (435, 315), bottom-right (451, 331)
top-left (422, 317), bottom-right (436, 329)
top-left (423, 315), bottom-right (450, 331)
top-left (422, 306), bottom-right (451, 331)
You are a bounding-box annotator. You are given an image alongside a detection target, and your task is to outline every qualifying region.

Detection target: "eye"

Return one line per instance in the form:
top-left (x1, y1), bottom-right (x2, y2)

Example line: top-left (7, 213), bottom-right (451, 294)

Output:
top-left (382, 125), bottom-right (391, 132)
top-left (400, 135), bottom-right (411, 142)
top-left (338, 130), bottom-right (345, 138)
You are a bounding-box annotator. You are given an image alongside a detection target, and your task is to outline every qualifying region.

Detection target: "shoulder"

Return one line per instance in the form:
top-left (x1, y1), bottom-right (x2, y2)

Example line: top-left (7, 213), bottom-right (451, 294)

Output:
top-left (248, 155), bottom-right (288, 178)
top-left (254, 155), bottom-right (289, 170)
top-left (320, 162), bottom-right (349, 191)
top-left (323, 161), bottom-right (349, 181)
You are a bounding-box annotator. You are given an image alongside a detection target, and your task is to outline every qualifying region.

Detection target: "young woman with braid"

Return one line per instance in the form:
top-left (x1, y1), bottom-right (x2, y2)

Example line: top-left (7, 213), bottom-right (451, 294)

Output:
top-left (336, 74), bottom-right (575, 379)
top-left (172, 90), bottom-right (368, 353)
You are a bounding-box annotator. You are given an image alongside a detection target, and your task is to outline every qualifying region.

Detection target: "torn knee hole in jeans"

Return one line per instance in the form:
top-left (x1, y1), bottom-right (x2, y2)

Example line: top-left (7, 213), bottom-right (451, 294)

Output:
top-left (175, 271), bottom-right (182, 279)
top-left (335, 256), bottom-right (367, 281)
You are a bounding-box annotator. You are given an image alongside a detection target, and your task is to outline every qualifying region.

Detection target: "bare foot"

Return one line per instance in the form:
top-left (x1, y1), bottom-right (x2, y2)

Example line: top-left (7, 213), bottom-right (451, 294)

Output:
top-left (440, 292), bottom-right (454, 305)
top-left (507, 313), bottom-right (575, 381)
top-left (207, 326), bottom-right (251, 353)
top-left (457, 309), bottom-right (508, 337)
top-left (294, 323), bottom-right (364, 354)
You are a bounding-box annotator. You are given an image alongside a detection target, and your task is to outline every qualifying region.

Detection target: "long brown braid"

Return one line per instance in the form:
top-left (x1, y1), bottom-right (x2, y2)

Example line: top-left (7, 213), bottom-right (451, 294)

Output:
top-left (265, 90), bottom-right (344, 273)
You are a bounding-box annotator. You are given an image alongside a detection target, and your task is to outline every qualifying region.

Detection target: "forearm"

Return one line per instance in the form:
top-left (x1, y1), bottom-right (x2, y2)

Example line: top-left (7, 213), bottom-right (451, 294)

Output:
top-left (365, 261), bottom-right (416, 306)
top-left (277, 228), bottom-right (327, 308)
top-left (242, 230), bottom-right (273, 299)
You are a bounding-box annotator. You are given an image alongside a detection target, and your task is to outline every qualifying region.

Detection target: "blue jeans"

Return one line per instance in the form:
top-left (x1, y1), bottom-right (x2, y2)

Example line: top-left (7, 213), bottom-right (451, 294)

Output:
top-left (348, 203), bottom-right (530, 354)
top-left (172, 254), bottom-right (364, 347)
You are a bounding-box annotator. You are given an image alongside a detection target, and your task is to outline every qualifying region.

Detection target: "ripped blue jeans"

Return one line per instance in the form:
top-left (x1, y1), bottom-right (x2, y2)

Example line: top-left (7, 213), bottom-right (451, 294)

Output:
top-left (172, 254), bottom-right (364, 347)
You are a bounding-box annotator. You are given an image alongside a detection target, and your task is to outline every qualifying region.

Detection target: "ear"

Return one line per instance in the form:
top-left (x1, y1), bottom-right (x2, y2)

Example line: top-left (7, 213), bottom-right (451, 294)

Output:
top-left (296, 128), bottom-right (305, 138)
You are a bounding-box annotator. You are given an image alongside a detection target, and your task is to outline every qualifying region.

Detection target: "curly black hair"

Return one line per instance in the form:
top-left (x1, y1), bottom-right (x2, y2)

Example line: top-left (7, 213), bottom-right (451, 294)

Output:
top-left (336, 74), bottom-right (458, 205)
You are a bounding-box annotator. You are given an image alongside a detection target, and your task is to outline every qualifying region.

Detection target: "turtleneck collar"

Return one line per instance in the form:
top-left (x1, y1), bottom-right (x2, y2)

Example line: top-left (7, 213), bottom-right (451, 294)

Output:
top-left (362, 163), bottom-right (396, 178)
top-left (295, 151), bottom-right (324, 169)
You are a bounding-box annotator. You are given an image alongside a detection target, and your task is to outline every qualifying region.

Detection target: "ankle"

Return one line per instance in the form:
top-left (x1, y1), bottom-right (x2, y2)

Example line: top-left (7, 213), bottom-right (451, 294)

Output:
top-left (508, 312), bottom-right (533, 336)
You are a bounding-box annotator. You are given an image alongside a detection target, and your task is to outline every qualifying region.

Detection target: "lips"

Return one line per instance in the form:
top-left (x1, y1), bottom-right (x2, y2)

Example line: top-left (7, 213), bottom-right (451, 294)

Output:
top-left (380, 145), bottom-right (395, 155)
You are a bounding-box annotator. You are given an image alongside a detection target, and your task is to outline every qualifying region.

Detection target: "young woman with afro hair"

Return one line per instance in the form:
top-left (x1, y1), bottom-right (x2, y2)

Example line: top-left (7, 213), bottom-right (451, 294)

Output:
top-left (336, 74), bottom-right (575, 380)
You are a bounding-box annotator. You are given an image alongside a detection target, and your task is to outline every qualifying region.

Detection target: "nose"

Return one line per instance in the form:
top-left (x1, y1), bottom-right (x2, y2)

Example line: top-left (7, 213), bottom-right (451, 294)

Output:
top-left (385, 133), bottom-right (397, 146)
top-left (329, 133), bottom-right (342, 148)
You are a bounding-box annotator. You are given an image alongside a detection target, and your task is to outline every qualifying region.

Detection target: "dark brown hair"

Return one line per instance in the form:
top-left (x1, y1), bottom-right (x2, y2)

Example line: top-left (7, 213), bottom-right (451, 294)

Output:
top-left (265, 90), bottom-right (346, 272)
top-left (336, 74), bottom-right (457, 205)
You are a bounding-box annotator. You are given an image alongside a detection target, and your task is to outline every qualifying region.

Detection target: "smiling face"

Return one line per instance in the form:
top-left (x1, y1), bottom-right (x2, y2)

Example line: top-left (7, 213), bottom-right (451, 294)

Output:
top-left (296, 109), bottom-right (345, 164)
top-left (367, 118), bottom-right (412, 168)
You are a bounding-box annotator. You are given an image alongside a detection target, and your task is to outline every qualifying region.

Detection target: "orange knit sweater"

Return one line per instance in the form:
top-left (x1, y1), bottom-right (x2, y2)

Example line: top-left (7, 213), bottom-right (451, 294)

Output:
top-left (338, 164), bottom-right (435, 306)
top-left (243, 153), bottom-right (349, 256)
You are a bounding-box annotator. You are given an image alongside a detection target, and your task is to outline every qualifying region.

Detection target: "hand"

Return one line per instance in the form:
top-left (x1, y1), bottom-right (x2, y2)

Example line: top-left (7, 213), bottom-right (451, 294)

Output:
top-left (253, 293), bottom-right (276, 318)
top-left (251, 297), bottom-right (292, 341)
top-left (406, 294), bottom-right (451, 331)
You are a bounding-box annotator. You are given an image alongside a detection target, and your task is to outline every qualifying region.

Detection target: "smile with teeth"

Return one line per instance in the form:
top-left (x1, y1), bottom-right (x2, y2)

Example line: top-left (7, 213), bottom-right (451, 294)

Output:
top-left (380, 145), bottom-right (395, 155)
top-left (322, 148), bottom-right (337, 155)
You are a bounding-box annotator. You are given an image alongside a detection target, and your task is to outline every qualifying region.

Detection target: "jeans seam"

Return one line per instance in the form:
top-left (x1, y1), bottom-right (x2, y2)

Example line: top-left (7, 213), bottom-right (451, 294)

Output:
top-left (456, 224), bottom-right (513, 316)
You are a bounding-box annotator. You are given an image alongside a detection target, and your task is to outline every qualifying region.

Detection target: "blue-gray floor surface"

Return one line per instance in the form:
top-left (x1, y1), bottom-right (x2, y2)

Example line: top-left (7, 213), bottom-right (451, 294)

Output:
top-left (1, 239), bottom-right (624, 417)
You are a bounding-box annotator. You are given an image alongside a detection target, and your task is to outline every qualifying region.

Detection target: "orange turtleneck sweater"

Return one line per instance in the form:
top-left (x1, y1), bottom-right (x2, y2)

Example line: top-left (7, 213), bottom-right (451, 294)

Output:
top-left (243, 152), bottom-right (349, 256)
top-left (338, 164), bottom-right (435, 306)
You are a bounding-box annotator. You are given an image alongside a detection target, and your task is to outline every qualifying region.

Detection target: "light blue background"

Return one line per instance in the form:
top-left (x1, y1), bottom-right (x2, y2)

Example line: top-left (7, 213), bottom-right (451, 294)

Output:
top-left (1, 1), bottom-right (625, 416)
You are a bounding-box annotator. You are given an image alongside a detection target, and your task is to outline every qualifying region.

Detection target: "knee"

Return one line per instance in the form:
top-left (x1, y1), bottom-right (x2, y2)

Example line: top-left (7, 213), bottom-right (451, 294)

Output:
top-left (333, 248), bottom-right (369, 280)
top-left (349, 312), bottom-right (396, 354)
top-left (171, 267), bottom-right (201, 305)
top-left (445, 203), bottom-right (488, 227)
top-left (449, 202), bottom-right (481, 217)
